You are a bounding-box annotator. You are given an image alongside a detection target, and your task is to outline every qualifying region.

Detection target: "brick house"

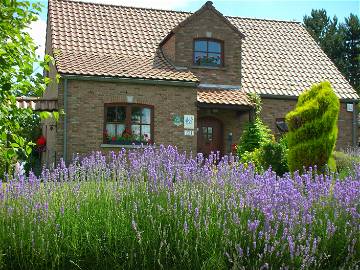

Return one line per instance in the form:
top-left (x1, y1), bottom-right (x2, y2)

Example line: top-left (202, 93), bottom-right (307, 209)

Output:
top-left (42, 0), bottom-right (358, 165)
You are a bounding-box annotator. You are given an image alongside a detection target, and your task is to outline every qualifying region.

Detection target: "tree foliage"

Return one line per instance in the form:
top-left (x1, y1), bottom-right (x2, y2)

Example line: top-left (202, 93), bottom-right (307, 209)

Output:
top-left (304, 10), bottom-right (360, 93)
top-left (285, 82), bottom-right (340, 172)
top-left (0, 0), bottom-right (51, 177)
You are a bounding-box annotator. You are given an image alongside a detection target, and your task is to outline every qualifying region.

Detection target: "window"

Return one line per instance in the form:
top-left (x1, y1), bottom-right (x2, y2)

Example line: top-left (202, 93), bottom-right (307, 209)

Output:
top-left (104, 104), bottom-right (153, 145)
top-left (275, 118), bottom-right (288, 133)
top-left (193, 39), bottom-right (223, 66)
top-left (202, 126), bottom-right (213, 142)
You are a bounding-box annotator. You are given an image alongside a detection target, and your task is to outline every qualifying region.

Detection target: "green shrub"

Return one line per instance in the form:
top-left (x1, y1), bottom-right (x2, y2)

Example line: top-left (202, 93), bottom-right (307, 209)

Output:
top-left (285, 82), bottom-right (340, 172)
top-left (258, 138), bottom-right (289, 176)
top-left (237, 118), bottom-right (273, 156)
top-left (237, 93), bottom-right (272, 157)
top-left (239, 149), bottom-right (262, 171)
top-left (333, 151), bottom-right (360, 177)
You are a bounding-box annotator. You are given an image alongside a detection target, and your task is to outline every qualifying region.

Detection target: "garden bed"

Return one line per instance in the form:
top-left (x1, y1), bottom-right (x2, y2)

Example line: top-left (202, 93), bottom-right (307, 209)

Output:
top-left (0, 146), bottom-right (359, 269)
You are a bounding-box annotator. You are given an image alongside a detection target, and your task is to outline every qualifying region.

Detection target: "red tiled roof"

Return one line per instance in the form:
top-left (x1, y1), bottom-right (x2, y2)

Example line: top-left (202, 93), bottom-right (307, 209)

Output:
top-left (48, 0), bottom-right (358, 100)
top-left (197, 89), bottom-right (252, 106)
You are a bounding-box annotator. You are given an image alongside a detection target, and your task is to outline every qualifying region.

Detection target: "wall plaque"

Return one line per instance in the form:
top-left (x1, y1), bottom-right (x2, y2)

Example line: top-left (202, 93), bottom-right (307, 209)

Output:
top-left (184, 115), bottom-right (195, 129)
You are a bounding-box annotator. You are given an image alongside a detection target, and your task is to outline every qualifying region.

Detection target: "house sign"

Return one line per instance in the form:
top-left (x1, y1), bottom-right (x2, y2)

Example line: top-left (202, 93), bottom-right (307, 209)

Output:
top-left (172, 115), bottom-right (183, 126)
top-left (184, 115), bottom-right (195, 129)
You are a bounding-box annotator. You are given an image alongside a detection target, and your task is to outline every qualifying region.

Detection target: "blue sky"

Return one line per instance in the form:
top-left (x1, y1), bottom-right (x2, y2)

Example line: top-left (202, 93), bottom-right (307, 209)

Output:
top-left (29, 0), bottom-right (359, 59)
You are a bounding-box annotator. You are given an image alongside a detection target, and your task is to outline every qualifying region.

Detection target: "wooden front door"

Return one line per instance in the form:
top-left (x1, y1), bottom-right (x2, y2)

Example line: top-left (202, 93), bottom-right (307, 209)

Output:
top-left (197, 117), bottom-right (223, 156)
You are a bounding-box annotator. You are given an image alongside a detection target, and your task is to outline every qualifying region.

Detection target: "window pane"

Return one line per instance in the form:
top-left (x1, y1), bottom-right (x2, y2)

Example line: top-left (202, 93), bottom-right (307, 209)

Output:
top-left (106, 124), bottom-right (116, 137)
top-left (208, 127), bottom-right (213, 141)
top-left (207, 53), bottom-right (221, 65)
top-left (141, 108), bottom-right (151, 124)
top-left (131, 107), bottom-right (142, 124)
top-left (107, 106), bottom-right (125, 122)
top-left (131, 125), bottom-right (141, 140)
top-left (208, 41), bottom-right (221, 53)
top-left (116, 124), bottom-right (126, 137)
top-left (106, 107), bottom-right (116, 122)
top-left (116, 107), bottom-right (126, 122)
top-left (194, 40), bottom-right (207, 51)
top-left (202, 127), bottom-right (207, 140)
top-left (141, 125), bottom-right (151, 141)
top-left (194, 52), bottom-right (207, 65)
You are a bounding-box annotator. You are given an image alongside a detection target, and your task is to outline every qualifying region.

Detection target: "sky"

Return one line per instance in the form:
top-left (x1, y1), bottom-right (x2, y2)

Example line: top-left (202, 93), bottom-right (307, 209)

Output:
top-left (28, 0), bottom-right (359, 60)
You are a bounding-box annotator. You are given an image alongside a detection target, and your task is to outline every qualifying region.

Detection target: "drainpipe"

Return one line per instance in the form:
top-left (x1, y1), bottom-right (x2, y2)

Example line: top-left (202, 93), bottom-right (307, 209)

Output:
top-left (353, 101), bottom-right (358, 147)
top-left (63, 78), bottom-right (68, 163)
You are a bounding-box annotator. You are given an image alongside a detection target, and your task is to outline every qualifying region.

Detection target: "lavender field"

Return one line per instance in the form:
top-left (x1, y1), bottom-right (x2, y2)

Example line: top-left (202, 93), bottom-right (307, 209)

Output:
top-left (0, 146), bottom-right (359, 269)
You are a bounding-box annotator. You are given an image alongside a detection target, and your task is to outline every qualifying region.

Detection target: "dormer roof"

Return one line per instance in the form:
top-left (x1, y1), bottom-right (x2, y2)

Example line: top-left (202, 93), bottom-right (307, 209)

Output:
top-left (160, 1), bottom-right (245, 46)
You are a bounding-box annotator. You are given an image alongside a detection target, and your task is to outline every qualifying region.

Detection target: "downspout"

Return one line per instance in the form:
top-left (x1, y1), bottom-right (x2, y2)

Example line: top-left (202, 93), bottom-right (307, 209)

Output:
top-left (353, 101), bottom-right (358, 147)
top-left (63, 78), bottom-right (68, 163)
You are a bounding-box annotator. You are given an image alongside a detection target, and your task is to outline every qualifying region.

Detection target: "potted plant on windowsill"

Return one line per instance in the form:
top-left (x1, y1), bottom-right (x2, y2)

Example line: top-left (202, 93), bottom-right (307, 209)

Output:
top-left (104, 129), bottom-right (151, 145)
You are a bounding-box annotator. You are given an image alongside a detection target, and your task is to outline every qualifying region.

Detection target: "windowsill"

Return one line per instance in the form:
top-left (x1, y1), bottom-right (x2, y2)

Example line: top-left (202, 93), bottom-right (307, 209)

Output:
top-left (191, 65), bottom-right (226, 70)
top-left (100, 144), bottom-right (145, 149)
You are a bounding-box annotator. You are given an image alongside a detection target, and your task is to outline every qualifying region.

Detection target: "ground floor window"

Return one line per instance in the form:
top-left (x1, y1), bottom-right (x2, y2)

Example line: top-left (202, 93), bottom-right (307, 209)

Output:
top-left (104, 104), bottom-right (153, 145)
top-left (275, 118), bottom-right (288, 133)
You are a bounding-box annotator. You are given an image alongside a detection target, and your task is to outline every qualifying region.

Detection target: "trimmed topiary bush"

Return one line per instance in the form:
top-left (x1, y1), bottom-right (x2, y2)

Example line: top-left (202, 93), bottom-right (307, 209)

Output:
top-left (285, 81), bottom-right (340, 172)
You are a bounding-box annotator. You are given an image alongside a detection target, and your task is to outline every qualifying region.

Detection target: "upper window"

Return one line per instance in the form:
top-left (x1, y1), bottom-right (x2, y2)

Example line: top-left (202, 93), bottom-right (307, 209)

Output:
top-left (104, 104), bottom-right (153, 145)
top-left (193, 39), bottom-right (223, 67)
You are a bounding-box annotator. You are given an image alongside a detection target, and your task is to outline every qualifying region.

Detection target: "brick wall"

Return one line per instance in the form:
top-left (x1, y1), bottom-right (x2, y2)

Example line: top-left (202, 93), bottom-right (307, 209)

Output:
top-left (55, 80), bottom-right (197, 161)
top-left (261, 98), bottom-right (355, 150)
top-left (162, 35), bottom-right (176, 63)
top-left (164, 9), bottom-right (243, 85)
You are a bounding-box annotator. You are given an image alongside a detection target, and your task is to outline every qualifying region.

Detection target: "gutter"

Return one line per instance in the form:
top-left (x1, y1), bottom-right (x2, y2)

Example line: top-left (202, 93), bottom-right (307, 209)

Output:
top-left (260, 93), bottom-right (358, 104)
top-left (61, 74), bottom-right (198, 88)
top-left (63, 78), bottom-right (68, 163)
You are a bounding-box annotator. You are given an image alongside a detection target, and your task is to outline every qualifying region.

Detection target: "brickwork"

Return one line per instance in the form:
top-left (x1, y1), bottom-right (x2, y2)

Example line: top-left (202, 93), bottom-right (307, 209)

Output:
top-left (168, 9), bottom-right (243, 85)
top-left (162, 35), bottom-right (176, 63)
top-left (261, 98), bottom-right (355, 150)
top-left (55, 80), bottom-right (197, 161)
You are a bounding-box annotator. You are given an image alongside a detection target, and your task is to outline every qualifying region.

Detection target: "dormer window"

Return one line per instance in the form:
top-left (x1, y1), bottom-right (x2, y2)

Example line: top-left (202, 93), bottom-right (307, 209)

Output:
top-left (193, 39), bottom-right (223, 67)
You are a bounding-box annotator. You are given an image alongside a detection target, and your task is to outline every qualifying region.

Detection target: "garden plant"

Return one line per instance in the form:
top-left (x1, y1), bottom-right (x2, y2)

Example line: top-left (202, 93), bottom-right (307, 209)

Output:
top-left (286, 81), bottom-right (340, 172)
top-left (0, 145), bottom-right (359, 269)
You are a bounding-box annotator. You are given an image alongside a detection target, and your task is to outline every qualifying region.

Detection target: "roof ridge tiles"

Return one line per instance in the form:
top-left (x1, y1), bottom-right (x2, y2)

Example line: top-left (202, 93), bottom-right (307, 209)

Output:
top-left (53, 0), bottom-right (192, 14)
top-left (227, 15), bottom-right (301, 24)
top-left (52, 0), bottom-right (300, 24)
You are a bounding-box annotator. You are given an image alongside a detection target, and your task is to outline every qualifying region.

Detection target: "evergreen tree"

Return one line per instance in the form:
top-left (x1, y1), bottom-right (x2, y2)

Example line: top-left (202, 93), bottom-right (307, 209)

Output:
top-left (342, 14), bottom-right (360, 92)
top-left (304, 10), bottom-right (360, 93)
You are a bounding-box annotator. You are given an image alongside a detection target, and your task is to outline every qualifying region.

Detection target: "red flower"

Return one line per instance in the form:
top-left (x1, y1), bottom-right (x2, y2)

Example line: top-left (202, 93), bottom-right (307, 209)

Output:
top-left (122, 128), bottom-right (132, 139)
top-left (111, 136), bottom-right (116, 141)
top-left (231, 143), bottom-right (237, 153)
top-left (36, 136), bottom-right (46, 147)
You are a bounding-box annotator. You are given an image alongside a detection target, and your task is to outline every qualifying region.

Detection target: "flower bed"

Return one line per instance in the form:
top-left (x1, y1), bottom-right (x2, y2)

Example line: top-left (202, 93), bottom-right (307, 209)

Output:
top-left (0, 145), bottom-right (359, 269)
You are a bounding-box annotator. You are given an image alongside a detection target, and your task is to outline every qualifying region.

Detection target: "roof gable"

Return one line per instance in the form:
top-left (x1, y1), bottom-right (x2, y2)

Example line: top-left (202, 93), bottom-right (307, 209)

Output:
top-left (160, 1), bottom-right (244, 46)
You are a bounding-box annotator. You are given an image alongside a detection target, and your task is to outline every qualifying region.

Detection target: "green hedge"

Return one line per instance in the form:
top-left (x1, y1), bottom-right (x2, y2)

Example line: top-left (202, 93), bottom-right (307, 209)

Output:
top-left (285, 82), bottom-right (340, 172)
